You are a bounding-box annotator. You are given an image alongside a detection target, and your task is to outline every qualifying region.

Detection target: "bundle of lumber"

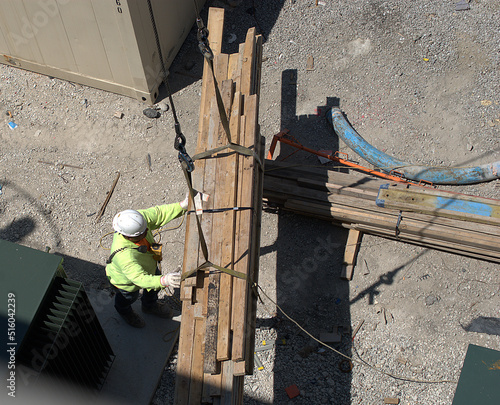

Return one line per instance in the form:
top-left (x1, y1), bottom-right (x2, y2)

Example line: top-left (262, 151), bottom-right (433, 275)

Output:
top-left (175, 8), bottom-right (264, 405)
top-left (263, 159), bottom-right (500, 264)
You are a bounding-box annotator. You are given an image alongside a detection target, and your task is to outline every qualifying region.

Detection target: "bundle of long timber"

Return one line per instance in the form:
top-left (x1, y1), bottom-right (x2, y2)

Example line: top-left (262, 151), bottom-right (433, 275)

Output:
top-left (263, 159), bottom-right (500, 264)
top-left (174, 8), bottom-right (264, 405)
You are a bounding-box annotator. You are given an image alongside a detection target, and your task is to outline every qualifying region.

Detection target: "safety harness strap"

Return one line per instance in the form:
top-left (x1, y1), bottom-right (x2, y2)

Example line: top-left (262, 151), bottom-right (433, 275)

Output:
top-left (192, 142), bottom-right (263, 168)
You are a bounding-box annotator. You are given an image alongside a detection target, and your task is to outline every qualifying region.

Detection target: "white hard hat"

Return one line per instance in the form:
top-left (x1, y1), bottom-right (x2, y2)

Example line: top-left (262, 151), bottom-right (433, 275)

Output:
top-left (112, 209), bottom-right (147, 237)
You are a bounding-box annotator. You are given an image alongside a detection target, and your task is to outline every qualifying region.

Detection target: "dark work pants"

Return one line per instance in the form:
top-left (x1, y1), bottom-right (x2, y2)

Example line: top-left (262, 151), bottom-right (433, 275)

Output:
top-left (113, 268), bottom-right (160, 314)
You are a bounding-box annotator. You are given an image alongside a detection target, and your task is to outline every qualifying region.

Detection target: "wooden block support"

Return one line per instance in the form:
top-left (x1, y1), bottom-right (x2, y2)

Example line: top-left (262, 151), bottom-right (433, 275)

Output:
top-left (341, 229), bottom-right (362, 280)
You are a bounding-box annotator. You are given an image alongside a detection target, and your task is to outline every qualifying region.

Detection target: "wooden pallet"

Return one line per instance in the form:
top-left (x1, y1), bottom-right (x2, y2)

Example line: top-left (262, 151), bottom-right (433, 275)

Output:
top-left (174, 8), bottom-right (264, 405)
top-left (263, 159), bottom-right (500, 264)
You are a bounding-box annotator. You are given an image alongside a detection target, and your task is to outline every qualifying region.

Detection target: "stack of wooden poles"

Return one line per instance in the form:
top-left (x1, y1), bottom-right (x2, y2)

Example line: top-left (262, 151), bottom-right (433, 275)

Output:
top-left (175, 8), bottom-right (264, 405)
top-left (263, 159), bottom-right (500, 264)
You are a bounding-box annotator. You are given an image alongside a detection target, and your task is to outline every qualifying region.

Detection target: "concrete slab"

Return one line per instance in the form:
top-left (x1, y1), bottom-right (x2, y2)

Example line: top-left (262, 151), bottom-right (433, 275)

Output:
top-left (87, 289), bottom-right (180, 405)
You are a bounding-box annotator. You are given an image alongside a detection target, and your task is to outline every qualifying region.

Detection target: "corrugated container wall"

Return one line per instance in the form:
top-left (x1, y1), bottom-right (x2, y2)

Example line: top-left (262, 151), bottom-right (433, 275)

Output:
top-left (0, 0), bottom-right (206, 103)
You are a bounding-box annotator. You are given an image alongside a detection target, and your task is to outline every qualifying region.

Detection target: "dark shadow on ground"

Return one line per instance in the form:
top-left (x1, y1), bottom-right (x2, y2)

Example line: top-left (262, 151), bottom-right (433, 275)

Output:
top-left (57, 253), bottom-right (109, 289)
top-left (256, 68), bottom-right (354, 404)
top-left (462, 317), bottom-right (500, 336)
top-left (158, 0), bottom-right (287, 99)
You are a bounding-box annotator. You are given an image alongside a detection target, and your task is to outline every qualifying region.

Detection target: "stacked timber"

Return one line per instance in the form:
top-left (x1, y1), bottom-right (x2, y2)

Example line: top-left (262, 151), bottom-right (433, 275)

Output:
top-left (264, 159), bottom-right (500, 263)
top-left (175, 8), bottom-right (264, 405)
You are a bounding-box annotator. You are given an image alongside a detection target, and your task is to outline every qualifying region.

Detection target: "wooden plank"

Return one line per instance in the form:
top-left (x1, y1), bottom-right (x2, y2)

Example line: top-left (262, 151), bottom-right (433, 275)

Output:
top-left (174, 301), bottom-right (195, 405)
top-left (233, 361), bottom-right (246, 377)
top-left (341, 229), bottom-right (362, 280)
top-left (195, 272), bottom-right (209, 318)
top-left (210, 78), bottom-right (234, 362)
top-left (200, 97), bottom-right (221, 318)
top-left (220, 361), bottom-right (235, 405)
top-left (245, 135), bottom-right (265, 375)
top-left (202, 52), bottom-right (229, 318)
top-left (188, 318), bottom-right (206, 404)
top-left (228, 52), bottom-right (240, 84)
top-left (203, 55), bottom-right (229, 374)
top-left (264, 159), bottom-right (391, 190)
top-left (197, 7), bottom-right (224, 145)
top-left (350, 223), bottom-right (500, 264)
top-left (176, 9), bottom-right (225, 405)
top-left (217, 89), bottom-right (242, 361)
top-left (240, 27), bottom-right (256, 96)
top-left (233, 43), bottom-right (245, 94)
top-left (204, 273), bottom-right (221, 374)
top-left (264, 176), bottom-right (500, 242)
top-left (284, 199), bottom-right (500, 260)
top-left (232, 94), bottom-right (259, 361)
top-left (285, 198), bottom-right (500, 251)
top-left (231, 114), bottom-right (246, 333)
top-left (395, 182), bottom-right (500, 205)
top-left (233, 376), bottom-right (244, 405)
top-left (182, 286), bottom-right (193, 302)
top-left (229, 28), bottom-right (260, 365)
top-left (297, 177), bottom-right (379, 200)
top-left (182, 8), bottom-right (226, 298)
top-left (253, 35), bottom-right (263, 96)
top-left (202, 371), bottom-right (222, 403)
top-left (377, 185), bottom-right (500, 226)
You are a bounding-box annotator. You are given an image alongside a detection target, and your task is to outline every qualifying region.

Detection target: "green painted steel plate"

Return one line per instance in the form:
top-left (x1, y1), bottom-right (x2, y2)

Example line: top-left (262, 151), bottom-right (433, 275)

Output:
top-left (452, 344), bottom-right (500, 404)
top-left (0, 239), bottom-right (64, 354)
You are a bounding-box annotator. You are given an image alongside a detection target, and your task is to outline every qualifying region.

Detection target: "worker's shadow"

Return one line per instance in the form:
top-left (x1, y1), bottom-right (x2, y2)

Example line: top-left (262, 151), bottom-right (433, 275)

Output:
top-left (258, 69), bottom-right (354, 405)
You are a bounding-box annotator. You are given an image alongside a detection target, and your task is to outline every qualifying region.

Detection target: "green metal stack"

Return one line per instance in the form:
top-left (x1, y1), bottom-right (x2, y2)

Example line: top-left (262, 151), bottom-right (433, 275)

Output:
top-left (0, 239), bottom-right (114, 395)
top-left (452, 344), bottom-right (500, 405)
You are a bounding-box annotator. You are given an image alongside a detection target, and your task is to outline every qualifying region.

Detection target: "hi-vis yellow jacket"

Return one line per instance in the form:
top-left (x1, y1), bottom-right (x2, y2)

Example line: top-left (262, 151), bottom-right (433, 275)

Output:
top-left (105, 203), bottom-right (185, 292)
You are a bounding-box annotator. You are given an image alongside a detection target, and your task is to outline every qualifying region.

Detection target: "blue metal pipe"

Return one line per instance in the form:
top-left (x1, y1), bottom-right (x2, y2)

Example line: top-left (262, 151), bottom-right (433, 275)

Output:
top-left (328, 108), bottom-right (500, 185)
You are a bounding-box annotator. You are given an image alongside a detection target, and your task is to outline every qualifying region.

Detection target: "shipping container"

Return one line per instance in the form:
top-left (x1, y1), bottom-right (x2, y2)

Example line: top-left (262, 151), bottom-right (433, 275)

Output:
top-left (0, 0), bottom-right (206, 103)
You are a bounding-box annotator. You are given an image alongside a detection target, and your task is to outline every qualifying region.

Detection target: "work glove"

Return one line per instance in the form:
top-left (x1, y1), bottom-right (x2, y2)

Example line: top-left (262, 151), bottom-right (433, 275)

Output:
top-left (160, 271), bottom-right (181, 288)
top-left (179, 193), bottom-right (190, 210)
top-left (180, 192), bottom-right (200, 210)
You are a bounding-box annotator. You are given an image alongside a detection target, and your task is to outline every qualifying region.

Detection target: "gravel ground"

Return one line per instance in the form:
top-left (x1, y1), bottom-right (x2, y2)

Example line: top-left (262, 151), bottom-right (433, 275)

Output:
top-left (1, 1), bottom-right (499, 404)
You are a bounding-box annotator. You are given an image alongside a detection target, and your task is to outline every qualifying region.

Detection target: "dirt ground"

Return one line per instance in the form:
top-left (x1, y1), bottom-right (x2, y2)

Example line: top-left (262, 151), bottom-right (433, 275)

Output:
top-left (1, 1), bottom-right (499, 404)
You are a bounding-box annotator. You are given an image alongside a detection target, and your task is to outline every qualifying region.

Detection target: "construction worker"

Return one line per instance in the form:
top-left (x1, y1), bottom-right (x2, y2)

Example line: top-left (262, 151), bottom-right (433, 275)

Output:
top-left (105, 195), bottom-right (189, 328)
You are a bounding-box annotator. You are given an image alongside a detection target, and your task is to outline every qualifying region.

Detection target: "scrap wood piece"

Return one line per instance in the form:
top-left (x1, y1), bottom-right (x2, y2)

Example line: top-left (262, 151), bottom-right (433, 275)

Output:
top-left (352, 319), bottom-right (365, 341)
top-left (96, 171), bottom-right (120, 222)
top-left (306, 55), bottom-right (314, 71)
top-left (38, 159), bottom-right (83, 170)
